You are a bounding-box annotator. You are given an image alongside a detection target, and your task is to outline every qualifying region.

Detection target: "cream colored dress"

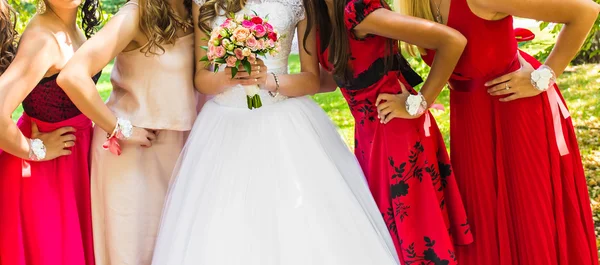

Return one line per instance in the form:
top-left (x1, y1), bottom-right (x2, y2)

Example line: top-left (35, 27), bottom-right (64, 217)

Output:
top-left (90, 14), bottom-right (199, 265)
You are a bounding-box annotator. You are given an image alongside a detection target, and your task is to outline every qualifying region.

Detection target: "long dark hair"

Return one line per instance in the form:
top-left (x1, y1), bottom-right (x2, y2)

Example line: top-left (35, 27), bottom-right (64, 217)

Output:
top-left (303, 0), bottom-right (396, 84)
top-left (79, 0), bottom-right (102, 39)
top-left (0, 0), bottom-right (17, 75)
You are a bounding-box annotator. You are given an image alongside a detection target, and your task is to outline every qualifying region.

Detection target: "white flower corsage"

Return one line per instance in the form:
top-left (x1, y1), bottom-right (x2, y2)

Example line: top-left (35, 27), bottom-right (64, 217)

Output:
top-left (28, 138), bottom-right (46, 161)
top-left (405, 92), bottom-right (428, 116)
top-left (530, 65), bottom-right (556, 92)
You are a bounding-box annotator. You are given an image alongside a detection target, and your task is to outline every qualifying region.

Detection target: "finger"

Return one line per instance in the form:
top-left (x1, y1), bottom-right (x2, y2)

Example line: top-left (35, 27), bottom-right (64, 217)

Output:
top-left (489, 88), bottom-right (515, 96)
top-left (383, 112), bottom-right (397, 124)
top-left (61, 134), bottom-right (77, 142)
top-left (376, 94), bottom-right (394, 106)
top-left (485, 72), bottom-right (514, 87)
top-left (234, 71), bottom-right (251, 78)
top-left (487, 82), bottom-right (511, 94)
top-left (499, 93), bottom-right (521, 102)
top-left (63, 141), bottom-right (76, 148)
top-left (56, 126), bottom-right (77, 135)
top-left (146, 131), bottom-right (157, 141)
top-left (376, 101), bottom-right (393, 113)
top-left (397, 81), bottom-right (409, 94)
top-left (379, 107), bottom-right (394, 122)
top-left (59, 149), bottom-right (73, 157)
top-left (141, 139), bottom-right (153, 148)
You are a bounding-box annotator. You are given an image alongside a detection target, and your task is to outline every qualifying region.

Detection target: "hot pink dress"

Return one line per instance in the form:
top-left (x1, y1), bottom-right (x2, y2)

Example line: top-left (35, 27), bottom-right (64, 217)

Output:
top-left (0, 73), bottom-right (100, 265)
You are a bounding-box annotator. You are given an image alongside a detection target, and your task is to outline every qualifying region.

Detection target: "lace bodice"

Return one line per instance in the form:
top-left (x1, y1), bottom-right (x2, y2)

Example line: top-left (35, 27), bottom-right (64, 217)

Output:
top-left (193, 0), bottom-right (305, 108)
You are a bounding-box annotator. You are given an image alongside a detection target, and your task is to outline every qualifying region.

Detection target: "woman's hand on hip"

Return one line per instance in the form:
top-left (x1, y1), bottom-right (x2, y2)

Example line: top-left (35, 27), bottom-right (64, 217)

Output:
top-left (486, 53), bottom-right (543, 102)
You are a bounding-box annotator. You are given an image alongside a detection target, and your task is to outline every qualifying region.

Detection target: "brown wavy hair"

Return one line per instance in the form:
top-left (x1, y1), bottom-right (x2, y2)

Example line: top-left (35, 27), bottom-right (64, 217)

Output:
top-left (0, 0), bottom-right (18, 75)
top-left (135, 0), bottom-right (193, 55)
top-left (80, 0), bottom-right (103, 39)
top-left (197, 0), bottom-right (245, 33)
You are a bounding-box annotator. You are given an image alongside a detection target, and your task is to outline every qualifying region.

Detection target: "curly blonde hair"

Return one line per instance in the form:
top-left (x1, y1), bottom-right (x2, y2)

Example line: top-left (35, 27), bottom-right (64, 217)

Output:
top-left (136, 0), bottom-right (193, 55)
top-left (0, 0), bottom-right (18, 75)
top-left (197, 0), bottom-right (245, 33)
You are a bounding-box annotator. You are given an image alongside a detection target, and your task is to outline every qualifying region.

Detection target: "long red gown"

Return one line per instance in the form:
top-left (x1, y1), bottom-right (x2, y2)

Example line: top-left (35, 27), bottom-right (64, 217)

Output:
top-left (0, 73), bottom-right (99, 265)
top-left (421, 0), bottom-right (598, 264)
top-left (318, 0), bottom-right (473, 263)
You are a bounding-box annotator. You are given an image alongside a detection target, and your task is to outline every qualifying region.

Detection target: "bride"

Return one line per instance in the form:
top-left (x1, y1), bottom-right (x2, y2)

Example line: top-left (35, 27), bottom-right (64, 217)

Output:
top-left (151, 0), bottom-right (400, 264)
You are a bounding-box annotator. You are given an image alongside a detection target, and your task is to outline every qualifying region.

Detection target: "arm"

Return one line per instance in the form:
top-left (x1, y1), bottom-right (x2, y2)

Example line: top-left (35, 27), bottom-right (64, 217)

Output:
top-left (354, 9), bottom-right (466, 105)
top-left (57, 4), bottom-right (136, 134)
top-left (0, 31), bottom-right (72, 160)
top-left (261, 17), bottom-right (321, 97)
top-left (319, 66), bottom-right (338, 93)
top-left (57, 4), bottom-right (153, 145)
top-left (475, 0), bottom-right (599, 76)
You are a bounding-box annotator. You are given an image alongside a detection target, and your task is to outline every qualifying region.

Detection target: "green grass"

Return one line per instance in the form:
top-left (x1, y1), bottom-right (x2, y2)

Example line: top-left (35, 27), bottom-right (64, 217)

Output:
top-left (12, 28), bottom-right (600, 214)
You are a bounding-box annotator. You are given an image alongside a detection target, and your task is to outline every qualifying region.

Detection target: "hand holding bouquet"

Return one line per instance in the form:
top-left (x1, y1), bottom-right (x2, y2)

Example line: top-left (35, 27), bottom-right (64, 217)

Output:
top-left (201, 12), bottom-right (282, 109)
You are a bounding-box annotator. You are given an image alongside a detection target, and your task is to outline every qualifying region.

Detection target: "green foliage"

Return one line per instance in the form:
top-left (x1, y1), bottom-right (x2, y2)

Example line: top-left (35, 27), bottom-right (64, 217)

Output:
top-left (536, 0), bottom-right (600, 64)
top-left (8, 0), bottom-right (35, 32)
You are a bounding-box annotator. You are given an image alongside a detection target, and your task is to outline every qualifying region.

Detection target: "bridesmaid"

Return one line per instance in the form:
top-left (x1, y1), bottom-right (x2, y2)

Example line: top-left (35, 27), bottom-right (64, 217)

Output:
top-left (308, 0), bottom-right (473, 263)
top-left (57, 0), bottom-right (199, 264)
top-left (0, 0), bottom-right (100, 264)
top-left (397, 0), bottom-right (600, 264)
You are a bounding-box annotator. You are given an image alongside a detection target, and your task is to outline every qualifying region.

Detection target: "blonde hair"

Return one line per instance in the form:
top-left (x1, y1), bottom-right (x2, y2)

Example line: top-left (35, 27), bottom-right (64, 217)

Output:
top-left (198, 0), bottom-right (245, 33)
top-left (135, 0), bottom-right (193, 55)
top-left (395, 0), bottom-right (434, 57)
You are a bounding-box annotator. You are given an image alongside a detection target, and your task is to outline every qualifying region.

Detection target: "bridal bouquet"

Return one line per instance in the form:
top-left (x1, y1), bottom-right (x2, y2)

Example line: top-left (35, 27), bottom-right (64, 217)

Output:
top-left (201, 13), bottom-right (282, 109)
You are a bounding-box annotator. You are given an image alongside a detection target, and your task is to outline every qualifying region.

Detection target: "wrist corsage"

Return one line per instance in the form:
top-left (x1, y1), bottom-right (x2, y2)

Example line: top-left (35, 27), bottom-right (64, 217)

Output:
top-left (102, 118), bottom-right (133, 156)
top-left (531, 65), bottom-right (556, 92)
top-left (405, 92), bottom-right (428, 117)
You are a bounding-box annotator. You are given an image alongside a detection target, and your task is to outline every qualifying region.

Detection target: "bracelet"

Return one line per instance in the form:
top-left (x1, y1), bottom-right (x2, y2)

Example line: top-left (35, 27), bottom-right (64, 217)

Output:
top-left (106, 118), bottom-right (133, 140)
top-left (28, 138), bottom-right (46, 161)
top-left (405, 92), bottom-right (428, 116)
top-left (103, 118), bottom-right (133, 156)
top-left (268, 72), bottom-right (280, 97)
top-left (530, 65), bottom-right (556, 92)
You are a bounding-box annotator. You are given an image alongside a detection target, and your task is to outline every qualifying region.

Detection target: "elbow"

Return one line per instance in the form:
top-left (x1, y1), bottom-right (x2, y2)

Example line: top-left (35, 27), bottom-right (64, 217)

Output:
top-left (56, 69), bottom-right (78, 94)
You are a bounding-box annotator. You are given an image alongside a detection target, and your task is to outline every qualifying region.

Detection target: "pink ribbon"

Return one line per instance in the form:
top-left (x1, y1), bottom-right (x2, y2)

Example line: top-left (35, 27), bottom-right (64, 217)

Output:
top-left (22, 160), bottom-right (32, 178)
top-left (547, 86), bottom-right (570, 156)
top-left (102, 132), bottom-right (123, 156)
top-left (423, 103), bottom-right (445, 137)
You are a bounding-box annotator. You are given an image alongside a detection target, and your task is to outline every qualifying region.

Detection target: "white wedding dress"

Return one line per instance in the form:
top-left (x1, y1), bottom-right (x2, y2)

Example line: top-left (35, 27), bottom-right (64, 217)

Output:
top-left (151, 0), bottom-right (400, 264)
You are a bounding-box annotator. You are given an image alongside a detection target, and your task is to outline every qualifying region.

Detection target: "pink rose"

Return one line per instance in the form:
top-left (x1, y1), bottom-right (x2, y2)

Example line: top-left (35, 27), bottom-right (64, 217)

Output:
top-left (215, 45), bottom-right (226, 58)
top-left (257, 39), bottom-right (265, 50)
top-left (253, 24), bottom-right (266, 38)
top-left (221, 19), bottom-right (231, 28)
top-left (267, 39), bottom-right (275, 48)
top-left (242, 20), bottom-right (254, 29)
top-left (232, 27), bottom-right (250, 42)
top-left (226, 56), bottom-right (237, 67)
top-left (264, 23), bottom-right (273, 32)
top-left (234, 48), bottom-right (244, 60)
top-left (246, 36), bottom-right (258, 50)
top-left (247, 53), bottom-right (257, 64)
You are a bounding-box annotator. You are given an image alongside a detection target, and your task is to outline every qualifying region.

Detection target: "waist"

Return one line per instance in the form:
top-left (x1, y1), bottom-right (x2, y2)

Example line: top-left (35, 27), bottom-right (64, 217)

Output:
top-left (449, 52), bottom-right (521, 92)
top-left (21, 113), bottom-right (92, 132)
top-left (212, 86), bottom-right (288, 108)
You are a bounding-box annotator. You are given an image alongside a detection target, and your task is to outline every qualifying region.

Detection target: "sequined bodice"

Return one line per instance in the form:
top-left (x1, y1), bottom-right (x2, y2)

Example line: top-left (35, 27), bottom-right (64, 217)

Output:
top-left (193, 0), bottom-right (305, 108)
top-left (22, 72), bottom-right (101, 122)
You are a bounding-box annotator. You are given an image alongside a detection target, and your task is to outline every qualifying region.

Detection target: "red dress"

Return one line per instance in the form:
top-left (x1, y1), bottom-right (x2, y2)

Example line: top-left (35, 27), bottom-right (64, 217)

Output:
top-left (421, 0), bottom-right (598, 264)
top-left (318, 0), bottom-right (473, 263)
top-left (0, 73), bottom-right (100, 265)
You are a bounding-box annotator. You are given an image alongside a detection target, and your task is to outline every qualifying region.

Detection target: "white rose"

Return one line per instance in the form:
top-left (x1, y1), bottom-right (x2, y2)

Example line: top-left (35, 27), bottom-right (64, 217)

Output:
top-left (244, 85), bottom-right (260, 96)
top-left (242, 47), bottom-right (252, 57)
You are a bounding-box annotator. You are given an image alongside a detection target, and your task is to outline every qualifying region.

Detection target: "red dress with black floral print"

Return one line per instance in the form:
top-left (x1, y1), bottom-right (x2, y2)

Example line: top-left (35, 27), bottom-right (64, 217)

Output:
top-left (317, 0), bottom-right (473, 264)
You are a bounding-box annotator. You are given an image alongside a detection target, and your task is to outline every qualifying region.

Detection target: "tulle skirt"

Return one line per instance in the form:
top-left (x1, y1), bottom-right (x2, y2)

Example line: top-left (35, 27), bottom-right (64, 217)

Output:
top-left (151, 96), bottom-right (400, 265)
top-left (0, 114), bottom-right (95, 265)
